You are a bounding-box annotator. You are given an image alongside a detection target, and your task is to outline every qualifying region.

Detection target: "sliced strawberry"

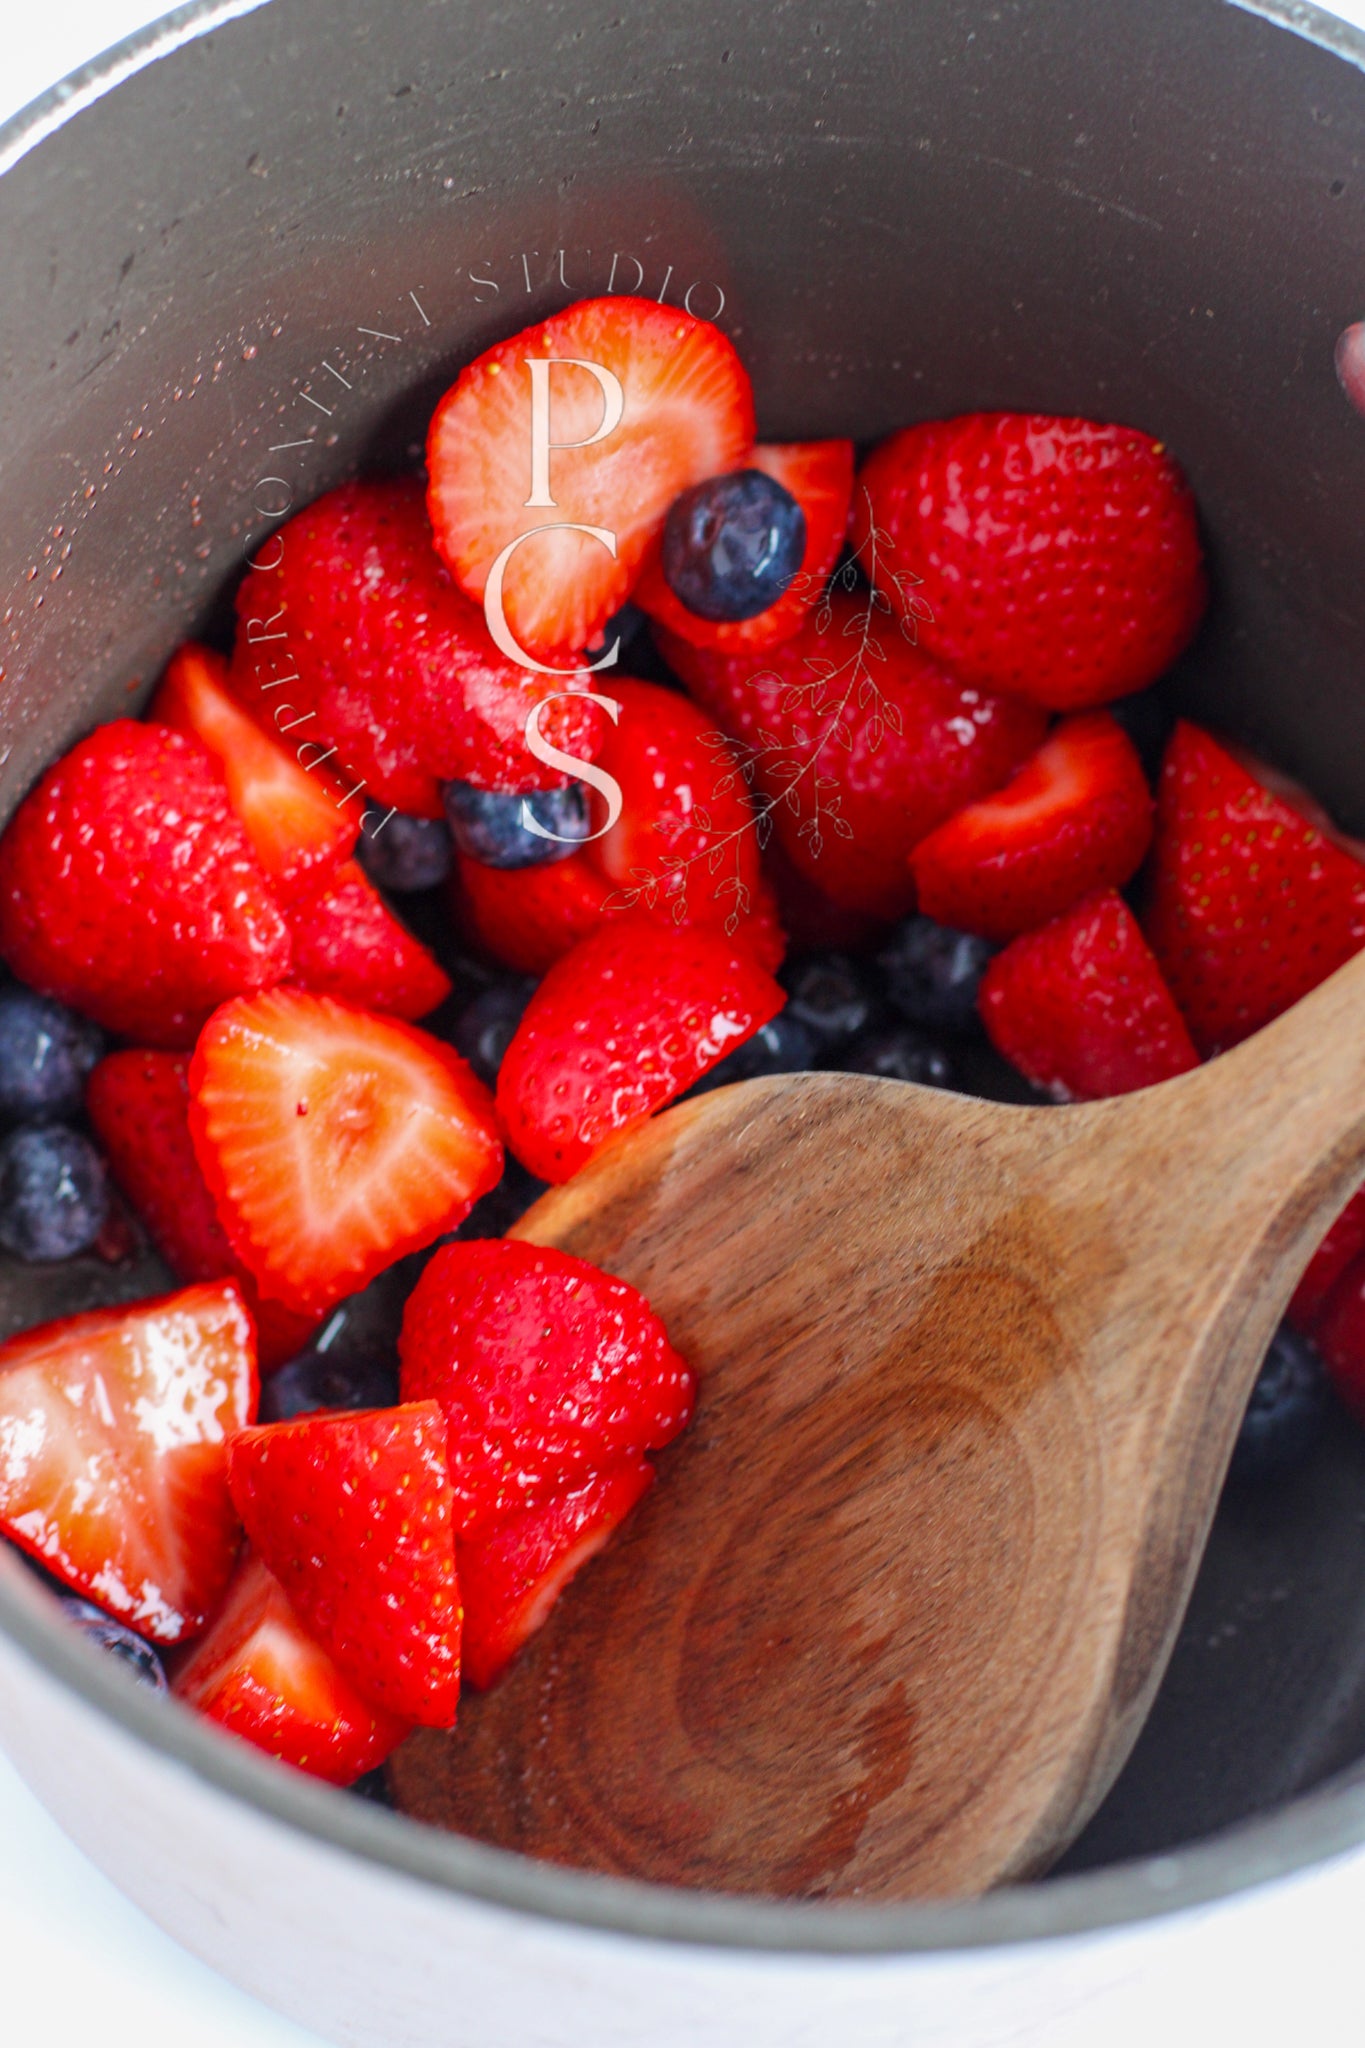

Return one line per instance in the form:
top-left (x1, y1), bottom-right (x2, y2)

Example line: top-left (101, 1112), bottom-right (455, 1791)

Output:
top-left (979, 889), bottom-right (1199, 1101)
top-left (634, 440), bottom-right (855, 651)
top-left (86, 1050), bottom-right (317, 1369)
top-left (189, 989), bottom-right (503, 1318)
top-left (0, 720), bottom-right (290, 1047)
top-left (283, 859), bottom-right (451, 1021)
top-left (399, 1238), bottom-right (694, 1534)
top-left (1289, 1189), bottom-right (1365, 1333)
top-left (459, 1457), bottom-right (654, 1689)
top-left (427, 297), bottom-right (755, 661)
top-left (1143, 722), bottom-right (1365, 1055)
top-left (0, 1280), bottom-right (255, 1643)
top-left (1313, 1250), bottom-right (1365, 1426)
top-left (658, 591), bottom-right (1047, 919)
top-left (171, 1551), bottom-right (411, 1784)
top-left (454, 849), bottom-right (609, 975)
top-left (910, 714), bottom-right (1153, 941)
top-left (497, 915), bottom-right (784, 1182)
top-left (227, 1402), bottom-right (460, 1725)
top-left (149, 642), bottom-right (356, 900)
top-left (761, 838), bottom-right (889, 955)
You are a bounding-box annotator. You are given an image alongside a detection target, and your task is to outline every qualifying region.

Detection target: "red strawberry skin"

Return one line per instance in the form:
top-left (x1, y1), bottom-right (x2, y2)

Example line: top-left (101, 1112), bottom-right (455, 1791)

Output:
top-left (497, 915), bottom-right (784, 1182)
top-left (1289, 1189), bottom-right (1365, 1333)
top-left (910, 713), bottom-right (1153, 941)
top-left (634, 440), bottom-right (855, 652)
top-left (231, 480), bottom-right (605, 815)
top-left (227, 1401), bottom-right (460, 1726)
top-left (1143, 722), bottom-right (1365, 1055)
top-left (658, 591), bottom-right (1046, 919)
top-left (459, 1457), bottom-right (654, 1689)
top-left (399, 1238), bottom-right (694, 1534)
top-left (979, 888), bottom-right (1199, 1101)
top-left (0, 720), bottom-right (290, 1047)
top-left (1314, 1249), bottom-right (1365, 1425)
top-left (0, 1280), bottom-right (256, 1642)
top-left (427, 296), bottom-right (755, 662)
top-left (455, 849), bottom-right (609, 976)
top-left (283, 858), bottom-right (451, 1021)
top-left (86, 1050), bottom-right (317, 1370)
top-left (855, 412), bottom-right (1206, 711)
top-left (171, 1551), bottom-right (411, 1785)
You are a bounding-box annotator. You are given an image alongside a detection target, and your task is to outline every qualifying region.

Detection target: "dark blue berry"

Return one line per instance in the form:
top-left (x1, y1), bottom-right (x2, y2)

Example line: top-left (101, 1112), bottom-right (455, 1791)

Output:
top-left (449, 979), bottom-right (537, 1087)
top-left (687, 1013), bottom-right (817, 1095)
top-left (1230, 1324), bottom-right (1331, 1482)
top-left (0, 987), bottom-right (104, 1127)
top-left (59, 1598), bottom-right (167, 1691)
top-left (839, 1026), bottom-right (958, 1090)
top-left (454, 1156), bottom-right (549, 1240)
top-left (350, 1766), bottom-right (395, 1807)
top-left (662, 470), bottom-right (807, 623)
top-left (0, 1125), bottom-right (108, 1261)
top-left (779, 952), bottom-right (882, 1051)
top-left (357, 812), bottom-right (452, 893)
top-left (443, 781), bottom-right (591, 869)
top-left (584, 601), bottom-right (647, 665)
top-left (878, 917), bottom-right (997, 1034)
top-left (259, 1350), bottom-right (400, 1424)
top-left (1108, 689), bottom-right (1175, 786)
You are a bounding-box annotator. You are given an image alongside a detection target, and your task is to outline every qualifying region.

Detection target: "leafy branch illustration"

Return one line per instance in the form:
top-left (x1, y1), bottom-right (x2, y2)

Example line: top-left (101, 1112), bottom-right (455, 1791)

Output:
top-left (604, 497), bottom-right (932, 934)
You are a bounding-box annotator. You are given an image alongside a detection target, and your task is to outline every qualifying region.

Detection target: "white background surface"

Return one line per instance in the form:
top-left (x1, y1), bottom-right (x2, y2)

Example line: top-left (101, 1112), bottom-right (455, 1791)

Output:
top-left (5, 2), bottom-right (1365, 2044)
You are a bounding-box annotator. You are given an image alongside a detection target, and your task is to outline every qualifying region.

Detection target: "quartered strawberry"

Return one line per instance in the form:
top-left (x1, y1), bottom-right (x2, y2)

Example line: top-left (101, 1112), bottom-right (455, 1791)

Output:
top-left (227, 1401), bottom-right (460, 1726)
top-left (0, 720), bottom-right (290, 1047)
top-left (979, 889), bottom-right (1199, 1101)
top-left (189, 989), bottom-right (502, 1318)
top-left (427, 297), bottom-right (755, 661)
top-left (171, 1550), bottom-right (411, 1785)
top-left (659, 591), bottom-right (1047, 919)
top-left (459, 1457), bottom-right (654, 1689)
top-left (283, 859), bottom-right (451, 1021)
top-left (854, 412), bottom-right (1206, 710)
top-left (1143, 722), bottom-right (1365, 1055)
top-left (910, 713), bottom-right (1153, 941)
top-left (496, 915), bottom-right (784, 1182)
top-left (1289, 1189), bottom-right (1365, 1333)
top-left (149, 642), bottom-right (356, 900)
top-left (86, 1050), bottom-right (317, 1370)
top-left (454, 848), bottom-right (609, 975)
top-left (399, 1238), bottom-right (694, 1534)
top-left (634, 440), bottom-right (856, 651)
top-left (231, 480), bottom-right (605, 817)
top-left (0, 1280), bottom-right (255, 1643)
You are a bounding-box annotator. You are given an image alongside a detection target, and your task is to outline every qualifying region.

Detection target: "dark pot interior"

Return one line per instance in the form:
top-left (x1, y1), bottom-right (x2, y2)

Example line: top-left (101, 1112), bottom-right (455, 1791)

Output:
top-left (3, 0), bottom-right (1365, 1898)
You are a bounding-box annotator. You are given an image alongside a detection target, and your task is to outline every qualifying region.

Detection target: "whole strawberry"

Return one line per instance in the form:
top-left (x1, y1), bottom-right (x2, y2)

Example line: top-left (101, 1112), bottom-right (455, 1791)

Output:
top-left (855, 413), bottom-right (1205, 711)
top-left (0, 720), bottom-right (290, 1047)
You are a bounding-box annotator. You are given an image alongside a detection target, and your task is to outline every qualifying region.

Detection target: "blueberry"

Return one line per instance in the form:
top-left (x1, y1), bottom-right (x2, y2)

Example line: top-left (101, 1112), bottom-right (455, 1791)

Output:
top-left (449, 979), bottom-right (537, 1087)
top-left (58, 1598), bottom-right (167, 1691)
top-left (662, 470), bottom-right (807, 623)
top-left (357, 812), bottom-right (452, 893)
top-left (877, 917), bottom-right (997, 1034)
top-left (259, 1350), bottom-right (400, 1424)
top-left (779, 952), bottom-right (882, 1052)
top-left (1108, 689), bottom-right (1175, 785)
top-left (0, 987), bottom-right (103, 1127)
top-left (350, 1766), bottom-right (395, 1807)
top-left (687, 1013), bottom-right (817, 1095)
top-left (839, 1025), bottom-right (958, 1090)
top-left (453, 1156), bottom-right (549, 1239)
top-left (444, 781), bottom-right (590, 869)
top-left (0, 1125), bottom-right (108, 1261)
top-left (1230, 1323), bottom-right (1331, 1482)
top-left (584, 600), bottom-right (647, 665)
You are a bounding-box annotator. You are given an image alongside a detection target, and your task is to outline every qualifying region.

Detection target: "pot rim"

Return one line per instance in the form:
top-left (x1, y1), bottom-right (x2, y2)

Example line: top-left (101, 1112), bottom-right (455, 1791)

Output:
top-left (4, 0), bottom-right (1365, 1961)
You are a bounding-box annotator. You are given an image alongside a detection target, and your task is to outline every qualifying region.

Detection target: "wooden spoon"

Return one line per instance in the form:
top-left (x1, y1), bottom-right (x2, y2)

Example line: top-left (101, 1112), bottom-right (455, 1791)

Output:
top-left (389, 945), bottom-right (1365, 1901)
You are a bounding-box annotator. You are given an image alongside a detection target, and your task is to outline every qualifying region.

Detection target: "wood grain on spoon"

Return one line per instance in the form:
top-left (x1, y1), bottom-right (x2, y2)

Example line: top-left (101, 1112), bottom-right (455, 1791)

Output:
top-left (390, 944), bottom-right (1365, 1900)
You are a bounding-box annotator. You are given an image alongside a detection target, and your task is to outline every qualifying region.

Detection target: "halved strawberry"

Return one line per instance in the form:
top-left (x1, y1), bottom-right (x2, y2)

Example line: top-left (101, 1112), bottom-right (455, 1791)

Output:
top-left (150, 643), bottom-right (356, 900)
top-left (1143, 722), bottom-right (1365, 1054)
top-left (399, 1238), bottom-right (694, 1534)
top-left (86, 1050), bottom-right (317, 1370)
top-left (910, 714), bottom-right (1154, 941)
top-left (454, 849), bottom-right (609, 976)
top-left (189, 989), bottom-right (502, 1318)
top-left (171, 1550), bottom-right (411, 1784)
top-left (497, 915), bottom-right (784, 1182)
top-left (0, 1280), bottom-right (255, 1643)
top-left (634, 440), bottom-right (855, 651)
top-left (459, 1457), bottom-right (654, 1689)
top-left (227, 1402), bottom-right (460, 1726)
top-left (1289, 1189), bottom-right (1365, 1333)
top-left (283, 859), bottom-right (451, 1021)
top-left (427, 297), bottom-right (755, 661)
top-left (978, 888), bottom-right (1199, 1101)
